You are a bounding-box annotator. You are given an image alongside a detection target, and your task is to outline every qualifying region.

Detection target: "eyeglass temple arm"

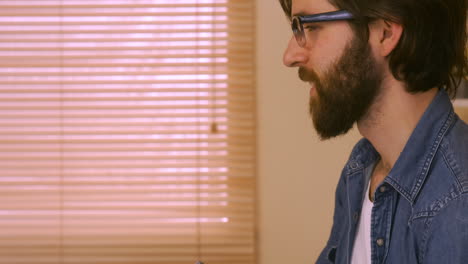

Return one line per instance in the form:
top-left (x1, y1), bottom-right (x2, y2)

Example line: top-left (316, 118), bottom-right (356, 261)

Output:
top-left (300, 10), bottom-right (354, 23)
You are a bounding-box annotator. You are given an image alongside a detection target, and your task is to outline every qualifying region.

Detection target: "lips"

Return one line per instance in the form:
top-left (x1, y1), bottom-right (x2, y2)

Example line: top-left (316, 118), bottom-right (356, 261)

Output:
top-left (299, 68), bottom-right (319, 97)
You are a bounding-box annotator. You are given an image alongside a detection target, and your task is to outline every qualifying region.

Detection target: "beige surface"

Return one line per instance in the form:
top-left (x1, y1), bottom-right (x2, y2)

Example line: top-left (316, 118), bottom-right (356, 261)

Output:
top-left (256, 1), bottom-right (360, 263)
top-left (455, 106), bottom-right (468, 122)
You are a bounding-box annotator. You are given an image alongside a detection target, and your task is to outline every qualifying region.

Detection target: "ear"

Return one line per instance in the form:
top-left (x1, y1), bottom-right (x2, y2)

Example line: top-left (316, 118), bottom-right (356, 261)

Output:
top-left (369, 19), bottom-right (403, 57)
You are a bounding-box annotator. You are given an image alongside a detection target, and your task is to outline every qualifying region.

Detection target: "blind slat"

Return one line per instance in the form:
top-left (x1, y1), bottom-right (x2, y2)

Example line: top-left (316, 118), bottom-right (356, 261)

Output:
top-left (0, 0), bottom-right (256, 263)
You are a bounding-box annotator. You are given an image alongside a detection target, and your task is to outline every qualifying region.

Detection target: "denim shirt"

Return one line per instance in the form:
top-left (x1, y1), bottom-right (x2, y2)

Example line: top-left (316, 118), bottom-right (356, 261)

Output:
top-left (316, 90), bottom-right (468, 264)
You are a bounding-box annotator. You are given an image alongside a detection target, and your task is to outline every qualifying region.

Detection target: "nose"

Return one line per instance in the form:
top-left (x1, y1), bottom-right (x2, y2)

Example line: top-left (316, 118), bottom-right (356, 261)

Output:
top-left (283, 36), bottom-right (308, 67)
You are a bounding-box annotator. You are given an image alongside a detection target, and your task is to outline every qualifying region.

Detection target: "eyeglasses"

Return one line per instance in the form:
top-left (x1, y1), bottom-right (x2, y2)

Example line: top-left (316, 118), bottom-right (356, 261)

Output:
top-left (291, 10), bottom-right (354, 47)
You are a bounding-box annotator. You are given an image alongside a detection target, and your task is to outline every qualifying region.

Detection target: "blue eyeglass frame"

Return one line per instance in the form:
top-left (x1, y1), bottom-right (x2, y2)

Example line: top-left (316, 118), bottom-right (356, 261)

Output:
top-left (291, 10), bottom-right (354, 47)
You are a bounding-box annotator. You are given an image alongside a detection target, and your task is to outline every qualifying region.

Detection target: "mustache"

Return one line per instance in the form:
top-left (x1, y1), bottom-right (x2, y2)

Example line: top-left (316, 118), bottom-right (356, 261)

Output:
top-left (298, 67), bottom-right (320, 83)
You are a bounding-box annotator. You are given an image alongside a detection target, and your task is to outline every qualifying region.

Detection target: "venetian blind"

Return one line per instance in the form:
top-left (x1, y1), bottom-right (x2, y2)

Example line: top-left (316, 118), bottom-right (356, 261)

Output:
top-left (0, 0), bottom-right (256, 263)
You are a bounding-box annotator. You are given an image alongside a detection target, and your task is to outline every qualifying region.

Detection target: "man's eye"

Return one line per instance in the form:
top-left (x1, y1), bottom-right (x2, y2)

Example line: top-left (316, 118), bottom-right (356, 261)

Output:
top-left (305, 25), bottom-right (319, 31)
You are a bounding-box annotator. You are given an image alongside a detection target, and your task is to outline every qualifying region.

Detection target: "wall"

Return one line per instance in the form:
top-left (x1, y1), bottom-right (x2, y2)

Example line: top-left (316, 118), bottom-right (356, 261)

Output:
top-left (455, 104), bottom-right (468, 121)
top-left (255, 1), bottom-right (361, 263)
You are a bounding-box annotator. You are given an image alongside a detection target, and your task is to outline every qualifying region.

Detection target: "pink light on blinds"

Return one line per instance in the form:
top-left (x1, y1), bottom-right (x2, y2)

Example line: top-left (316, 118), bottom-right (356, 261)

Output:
top-left (0, 0), bottom-right (256, 263)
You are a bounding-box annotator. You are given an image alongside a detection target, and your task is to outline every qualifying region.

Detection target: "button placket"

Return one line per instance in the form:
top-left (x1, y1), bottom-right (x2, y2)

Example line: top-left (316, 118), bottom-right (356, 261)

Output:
top-left (370, 187), bottom-right (394, 263)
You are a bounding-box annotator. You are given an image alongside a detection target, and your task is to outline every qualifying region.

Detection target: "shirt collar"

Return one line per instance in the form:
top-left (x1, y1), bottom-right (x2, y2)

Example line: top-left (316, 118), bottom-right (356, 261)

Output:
top-left (346, 89), bottom-right (456, 204)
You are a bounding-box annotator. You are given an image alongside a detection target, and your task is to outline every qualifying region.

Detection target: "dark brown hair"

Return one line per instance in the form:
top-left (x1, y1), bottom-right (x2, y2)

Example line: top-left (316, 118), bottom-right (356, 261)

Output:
top-left (279, 0), bottom-right (468, 97)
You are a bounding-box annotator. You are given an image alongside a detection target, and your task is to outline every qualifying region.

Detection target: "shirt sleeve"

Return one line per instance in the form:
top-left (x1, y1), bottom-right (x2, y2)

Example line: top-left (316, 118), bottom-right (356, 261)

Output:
top-left (422, 193), bottom-right (468, 264)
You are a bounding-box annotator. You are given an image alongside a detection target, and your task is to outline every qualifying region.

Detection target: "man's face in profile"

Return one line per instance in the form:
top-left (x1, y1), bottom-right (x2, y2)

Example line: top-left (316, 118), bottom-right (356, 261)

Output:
top-left (283, 0), bottom-right (383, 139)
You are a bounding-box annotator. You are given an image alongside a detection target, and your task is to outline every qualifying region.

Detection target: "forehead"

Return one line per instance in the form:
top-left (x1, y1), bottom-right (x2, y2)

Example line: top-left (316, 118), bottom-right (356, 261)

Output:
top-left (291, 0), bottom-right (337, 16)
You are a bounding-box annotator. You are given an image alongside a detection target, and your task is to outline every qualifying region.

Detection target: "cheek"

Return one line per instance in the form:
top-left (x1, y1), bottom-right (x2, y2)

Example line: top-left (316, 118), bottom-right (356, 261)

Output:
top-left (307, 23), bottom-right (354, 72)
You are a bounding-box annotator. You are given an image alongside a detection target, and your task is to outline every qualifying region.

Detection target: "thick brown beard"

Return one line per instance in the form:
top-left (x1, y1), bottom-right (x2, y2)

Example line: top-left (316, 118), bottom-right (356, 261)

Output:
top-left (299, 36), bottom-right (382, 140)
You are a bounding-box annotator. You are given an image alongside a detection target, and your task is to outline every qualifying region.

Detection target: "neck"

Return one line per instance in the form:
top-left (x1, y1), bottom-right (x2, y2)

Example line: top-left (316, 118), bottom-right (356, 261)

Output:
top-left (357, 77), bottom-right (438, 171)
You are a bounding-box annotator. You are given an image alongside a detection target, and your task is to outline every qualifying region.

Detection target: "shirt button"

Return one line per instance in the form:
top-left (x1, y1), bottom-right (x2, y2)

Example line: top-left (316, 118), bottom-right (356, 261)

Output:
top-left (379, 186), bottom-right (387, 193)
top-left (376, 238), bottom-right (385, 246)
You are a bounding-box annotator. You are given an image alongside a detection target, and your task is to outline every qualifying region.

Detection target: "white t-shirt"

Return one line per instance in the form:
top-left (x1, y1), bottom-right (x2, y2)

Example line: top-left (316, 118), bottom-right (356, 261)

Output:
top-left (351, 180), bottom-right (373, 264)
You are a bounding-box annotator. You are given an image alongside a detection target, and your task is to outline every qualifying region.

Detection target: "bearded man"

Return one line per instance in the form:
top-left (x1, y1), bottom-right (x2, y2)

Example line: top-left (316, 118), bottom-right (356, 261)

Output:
top-left (279, 0), bottom-right (468, 263)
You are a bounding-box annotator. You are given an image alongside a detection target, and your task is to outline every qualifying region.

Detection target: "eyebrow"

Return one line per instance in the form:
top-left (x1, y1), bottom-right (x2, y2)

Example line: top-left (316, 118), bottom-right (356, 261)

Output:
top-left (292, 11), bottom-right (316, 17)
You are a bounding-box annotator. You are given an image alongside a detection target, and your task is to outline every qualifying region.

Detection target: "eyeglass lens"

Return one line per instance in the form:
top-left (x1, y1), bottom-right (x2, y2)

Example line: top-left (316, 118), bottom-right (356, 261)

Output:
top-left (291, 17), bottom-right (305, 47)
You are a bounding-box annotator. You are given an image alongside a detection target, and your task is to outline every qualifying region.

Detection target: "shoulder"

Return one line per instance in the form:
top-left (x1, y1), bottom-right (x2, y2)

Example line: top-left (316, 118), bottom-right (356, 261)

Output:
top-left (411, 115), bottom-right (467, 218)
top-left (413, 114), bottom-right (468, 221)
top-left (433, 192), bottom-right (468, 219)
top-left (420, 193), bottom-right (468, 263)
top-left (426, 192), bottom-right (468, 234)
top-left (439, 115), bottom-right (468, 192)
